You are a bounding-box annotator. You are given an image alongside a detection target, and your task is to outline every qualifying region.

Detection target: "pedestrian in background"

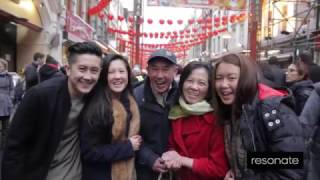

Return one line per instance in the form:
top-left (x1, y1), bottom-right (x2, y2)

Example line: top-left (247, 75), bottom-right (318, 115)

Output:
top-left (266, 56), bottom-right (286, 87)
top-left (39, 55), bottom-right (64, 82)
top-left (80, 54), bottom-right (141, 180)
top-left (134, 49), bottom-right (179, 180)
top-left (212, 53), bottom-right (305, 180)
top-left (162, 61), bottom-right (229, 180)
top-left (0, 58), bottom-right (14, 148)
top-left (286, 60), bottom-right (314, 115)
top-left (24, 52), bottom-right (44, 90)
top-left (299, 51), bottom-right (320, 83)
top-left (1, 42), bottom-right (103, 180)
top-left (300, 83), bottom-right (320, 180)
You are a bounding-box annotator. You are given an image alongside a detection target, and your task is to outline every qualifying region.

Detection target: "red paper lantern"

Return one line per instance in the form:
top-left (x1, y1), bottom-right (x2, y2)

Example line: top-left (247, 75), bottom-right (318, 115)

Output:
top-left (177, 19), bottom-right (183, 25)
top-left (222, 16), bottom-right (228, 22)
top-left (128, 16), bottom-right (134, 23)
top-left (159, 19), bottom-right (165, 24)
top-left (167, 19), bottom-right (173, 25)
top-left (118, 15), bottom-right (125, 21)
top-left (206, 17), bottom-right (212, 24)
top-left (197, 18), bottom-right (204, 24)
top-left (192, 28), bottom-right (198, 33)
top-left (107, 14), bottom-right (114, 20)
top-left (179, 30), bottom-right (184, 34)
top-left (167, 32), bottom-right (171, 36)
top-left (188, 19), bottom-right (195, 25)
top-left (186, 29), bottom-right (190, 33)
top-left (147, 19), bottom-right (153, 24)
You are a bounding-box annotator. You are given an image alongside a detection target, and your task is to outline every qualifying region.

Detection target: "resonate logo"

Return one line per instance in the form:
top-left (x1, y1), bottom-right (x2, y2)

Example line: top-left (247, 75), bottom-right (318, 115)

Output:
top-left (247, 152), bottom-right (304, 169)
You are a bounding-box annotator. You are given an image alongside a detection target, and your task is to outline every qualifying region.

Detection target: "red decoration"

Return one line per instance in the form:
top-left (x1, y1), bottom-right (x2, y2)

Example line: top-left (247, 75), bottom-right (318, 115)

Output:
top-left (147, 19), bottom-right (153, 24)
top-left (167, 19), bottom-right (173, 25)
top-left (177, 19), bottom-right (183, 25)
top-left (186, 29), bottom-right (190, 33)
top-left (88, 0), bottom-right (110, 16)
top-left (197, 18), bottom-right (204, 24)
top-left (128, 16), bottom-right (134, 23)
top-left (179, 30), bottom-right (184, 34)
top-left (192, 28), bottom-right (198, 33)
top-left (159, 19), bottom-right (165, 24)
top-left (118, 15), bottom-right (125, 21)
top-left (214, 17), bottom-right (220, 23)
top-left (107, 14), bottom-right (114, 20)
top-left (188, 19), bottom-right (195, 25)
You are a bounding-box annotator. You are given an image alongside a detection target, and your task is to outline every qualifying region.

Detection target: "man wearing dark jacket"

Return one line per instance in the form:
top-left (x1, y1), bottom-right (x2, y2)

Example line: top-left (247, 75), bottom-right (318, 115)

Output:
top-left (299, 52), bottom-right (320, 83)
top-left (134, 49), bottom-right (178, 180)
top-left (39, 55), bottom-right (64, 82)
top-left (1, 42), bottom-right (102, 180)
top-left (24, 52), bottom-right (44, 90)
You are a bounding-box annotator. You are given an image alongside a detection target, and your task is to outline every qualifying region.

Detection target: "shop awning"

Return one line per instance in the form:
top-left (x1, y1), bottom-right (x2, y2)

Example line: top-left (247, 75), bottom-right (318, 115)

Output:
top-left (0, 9), bottom-right (42, 32)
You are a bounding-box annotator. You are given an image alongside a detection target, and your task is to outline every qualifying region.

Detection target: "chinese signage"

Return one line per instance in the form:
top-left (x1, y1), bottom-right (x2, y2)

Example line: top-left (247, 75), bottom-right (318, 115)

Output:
top-left (65, 11), bottom-right (94, 41)
top-left (147, 0), bottom-right (247, 10)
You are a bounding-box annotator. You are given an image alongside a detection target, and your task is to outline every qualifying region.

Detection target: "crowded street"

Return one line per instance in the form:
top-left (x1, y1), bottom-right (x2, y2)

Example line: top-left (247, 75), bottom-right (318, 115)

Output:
top-left (0, 0), bottom-right (320, 180)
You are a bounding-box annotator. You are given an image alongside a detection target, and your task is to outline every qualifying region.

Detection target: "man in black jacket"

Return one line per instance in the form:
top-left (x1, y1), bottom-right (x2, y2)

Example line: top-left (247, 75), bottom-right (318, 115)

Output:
top-left (24, 52), bottom-right (44, 90)
top-left (1, 42), bottom-right (102, 180)
top-left (134, 49), bottom-right (179, 180)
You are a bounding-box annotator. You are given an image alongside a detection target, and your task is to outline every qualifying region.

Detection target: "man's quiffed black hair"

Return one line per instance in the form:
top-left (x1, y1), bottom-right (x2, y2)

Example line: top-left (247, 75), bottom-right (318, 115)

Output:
top-left (33, 52), bottom-right (44, 61)
top-left (67, 42), bottom-right (102, 64)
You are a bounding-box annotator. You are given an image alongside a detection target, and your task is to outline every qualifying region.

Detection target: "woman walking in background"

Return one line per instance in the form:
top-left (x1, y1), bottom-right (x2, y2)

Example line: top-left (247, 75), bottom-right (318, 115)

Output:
top-left (212, 53), bottom-right (305, 180)
top-left (0, 58), bottom-right (14, 148)
top-left (285, 59), bottom-right (314, 115)
top-left (162, 61), bottom-right (228, 180)
top-left (80, 54), bottom-right (141, 180)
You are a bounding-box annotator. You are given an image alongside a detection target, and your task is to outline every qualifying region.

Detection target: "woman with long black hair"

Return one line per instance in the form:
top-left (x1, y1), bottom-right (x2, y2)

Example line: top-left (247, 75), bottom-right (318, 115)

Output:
top-left (80, 54), bottom-right (141, 180)
top-left (212, 53), bottom-right (305, 180)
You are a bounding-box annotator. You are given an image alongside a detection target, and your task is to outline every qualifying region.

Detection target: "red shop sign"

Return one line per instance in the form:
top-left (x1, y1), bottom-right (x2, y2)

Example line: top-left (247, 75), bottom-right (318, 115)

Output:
top-left (66, 11), bottom-right (94, 41)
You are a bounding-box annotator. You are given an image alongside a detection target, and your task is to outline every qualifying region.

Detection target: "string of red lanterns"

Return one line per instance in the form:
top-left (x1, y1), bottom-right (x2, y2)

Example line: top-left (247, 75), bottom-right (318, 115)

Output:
top-left (98, 12), bottom-right (246, 25)
top-left (88, 0), bottom-right (111, 16)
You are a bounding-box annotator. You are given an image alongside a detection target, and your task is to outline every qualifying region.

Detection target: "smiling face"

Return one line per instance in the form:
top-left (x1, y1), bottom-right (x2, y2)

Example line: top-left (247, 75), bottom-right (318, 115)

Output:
top-left (215, 62), bottom-right (240, 105)
top-left (147, 59), bottom-right (177, 94)
top-left (107, 59), bottom-right (129, 95)
top-left (182, 68), bottom-right (209, 104)
top-left (66, 54), bottom-right (101, 98)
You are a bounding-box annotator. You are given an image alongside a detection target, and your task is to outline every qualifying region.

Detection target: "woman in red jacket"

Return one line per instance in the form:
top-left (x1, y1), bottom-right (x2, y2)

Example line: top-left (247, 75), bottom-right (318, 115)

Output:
top-left (162, 61), bottom-right (229, 180)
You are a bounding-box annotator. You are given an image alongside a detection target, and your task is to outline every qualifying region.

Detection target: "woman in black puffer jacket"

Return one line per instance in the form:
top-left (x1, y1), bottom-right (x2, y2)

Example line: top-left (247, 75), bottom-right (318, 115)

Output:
top-left (285, 60), bottom-right (314, 115)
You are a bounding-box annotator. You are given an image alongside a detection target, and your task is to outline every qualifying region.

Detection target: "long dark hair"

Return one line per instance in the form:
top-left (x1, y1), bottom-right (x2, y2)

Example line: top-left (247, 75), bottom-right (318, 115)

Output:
top-left (212, 53), bottom-right (258, 123)
top-left (82, 54), bottom-right (133, 143)
top-left (178, 61), bottom-right (213, 103)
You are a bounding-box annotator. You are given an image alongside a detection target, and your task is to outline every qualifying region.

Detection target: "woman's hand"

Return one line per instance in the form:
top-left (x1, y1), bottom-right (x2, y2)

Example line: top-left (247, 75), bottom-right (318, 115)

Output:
top-left (224, 169), bottom-right (235, 180)
top-left (162, 150), bottom-right (182, 170)
top-left (129, 135), bottom-right (142, 151)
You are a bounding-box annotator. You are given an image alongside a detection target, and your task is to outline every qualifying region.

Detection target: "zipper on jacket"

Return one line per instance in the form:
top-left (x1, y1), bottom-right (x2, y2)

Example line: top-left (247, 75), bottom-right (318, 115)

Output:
top-left (242, 105), bottom-right (257, 152)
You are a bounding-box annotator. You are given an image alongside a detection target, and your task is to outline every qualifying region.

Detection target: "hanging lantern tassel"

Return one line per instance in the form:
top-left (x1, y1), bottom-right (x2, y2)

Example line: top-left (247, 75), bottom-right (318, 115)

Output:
top-left (88, 0), bottom-right (111, 16)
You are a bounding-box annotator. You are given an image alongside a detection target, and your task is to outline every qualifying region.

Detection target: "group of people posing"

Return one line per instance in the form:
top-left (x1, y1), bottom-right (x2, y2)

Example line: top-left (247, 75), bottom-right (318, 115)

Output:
top-left (1, 41), bottom-right (319, 180)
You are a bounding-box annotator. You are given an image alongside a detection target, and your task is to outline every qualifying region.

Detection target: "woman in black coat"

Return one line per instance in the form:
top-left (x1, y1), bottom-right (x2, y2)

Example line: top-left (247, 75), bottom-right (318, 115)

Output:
top-left (285, 60), bottom-right (314, 115)
top-left (212, 53), bottom-right (305, 180)
top-left (80, 54), bottom-right (141, 180)
top-left (300, 83), bottom-right (320, 180)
